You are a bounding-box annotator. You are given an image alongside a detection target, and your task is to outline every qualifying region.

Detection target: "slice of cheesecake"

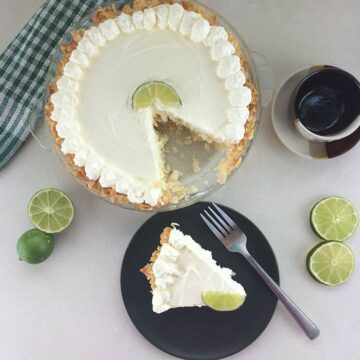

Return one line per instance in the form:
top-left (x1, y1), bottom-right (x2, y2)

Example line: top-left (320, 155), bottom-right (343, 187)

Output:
top-left (141, 226), bottom-right (246, 313)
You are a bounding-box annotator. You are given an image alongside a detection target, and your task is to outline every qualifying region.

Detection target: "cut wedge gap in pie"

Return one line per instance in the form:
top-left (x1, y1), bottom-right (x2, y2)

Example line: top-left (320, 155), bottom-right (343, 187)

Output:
top-left (140, 226), bottom-right (246, 313)
top-left (47, 1), bottom-right (257, 209)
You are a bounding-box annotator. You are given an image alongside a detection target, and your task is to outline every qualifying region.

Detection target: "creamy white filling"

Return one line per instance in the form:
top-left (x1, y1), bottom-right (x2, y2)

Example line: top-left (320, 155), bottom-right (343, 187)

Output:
top-left (151, 228), bottom-right (246, 314)
top-left (50, 3), bottom-right (252, 206)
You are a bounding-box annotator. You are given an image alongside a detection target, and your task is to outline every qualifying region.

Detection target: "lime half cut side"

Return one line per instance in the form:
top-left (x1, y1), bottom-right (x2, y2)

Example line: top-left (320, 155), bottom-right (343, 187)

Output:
top-left (132, 81), bottom-right (182, 110)
top-left (306, 241), bottom-right (355, 286)
top-left (310, 197), bottom-right (359, 241)
top-left (28, 188), bottom-right (74, 234)
top-left (202, 291), bottom-right (246, 311)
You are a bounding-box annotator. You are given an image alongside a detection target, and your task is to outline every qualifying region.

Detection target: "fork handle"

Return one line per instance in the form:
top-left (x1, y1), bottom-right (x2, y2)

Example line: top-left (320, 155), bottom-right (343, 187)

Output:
top-left (244, 253), bottom-right (320, 340)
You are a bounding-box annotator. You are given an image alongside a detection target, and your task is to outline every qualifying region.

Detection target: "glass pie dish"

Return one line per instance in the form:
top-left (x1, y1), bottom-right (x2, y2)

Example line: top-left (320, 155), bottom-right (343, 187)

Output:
top-left (31, 0), bottom-right (274, 212)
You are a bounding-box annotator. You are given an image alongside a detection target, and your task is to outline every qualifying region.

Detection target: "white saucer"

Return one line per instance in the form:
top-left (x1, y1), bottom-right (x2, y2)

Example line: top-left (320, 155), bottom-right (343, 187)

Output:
top-left (271, 65), bottom-right (360, 159)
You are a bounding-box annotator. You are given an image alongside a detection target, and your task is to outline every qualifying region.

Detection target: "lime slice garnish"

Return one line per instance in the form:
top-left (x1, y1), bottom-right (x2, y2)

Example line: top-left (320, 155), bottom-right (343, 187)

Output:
top-left (17, 229), bottom-right (54, 264)
top-left (202, 291), bottom-right (246, 311)
top-left (28, 188), bottom-right (74, 234)
top-left (132, 81), bottom-right (182, 109)
top-left (306, 241), bottom-right (355, 286)
top-left (310, 197), bottom-right (359, 241)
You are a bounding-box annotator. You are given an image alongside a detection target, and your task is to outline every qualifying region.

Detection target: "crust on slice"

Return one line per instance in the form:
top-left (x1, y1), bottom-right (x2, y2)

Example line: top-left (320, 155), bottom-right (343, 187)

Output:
top-left (140, 226), bottom-right (172, 290)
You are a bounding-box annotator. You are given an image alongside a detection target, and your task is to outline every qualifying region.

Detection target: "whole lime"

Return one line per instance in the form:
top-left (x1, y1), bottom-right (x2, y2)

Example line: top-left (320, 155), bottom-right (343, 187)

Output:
top-left (17, 229), bottom-right (54, 264)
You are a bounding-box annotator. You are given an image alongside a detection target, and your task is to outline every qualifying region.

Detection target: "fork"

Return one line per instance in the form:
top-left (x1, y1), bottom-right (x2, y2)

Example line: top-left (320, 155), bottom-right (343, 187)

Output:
top-left (201, 203), bottom-right (320, 340)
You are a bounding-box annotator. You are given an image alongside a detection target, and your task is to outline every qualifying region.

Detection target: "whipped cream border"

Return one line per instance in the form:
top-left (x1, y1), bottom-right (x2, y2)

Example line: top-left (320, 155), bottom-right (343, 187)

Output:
top-left (50, 3), bottom-right (252, 206)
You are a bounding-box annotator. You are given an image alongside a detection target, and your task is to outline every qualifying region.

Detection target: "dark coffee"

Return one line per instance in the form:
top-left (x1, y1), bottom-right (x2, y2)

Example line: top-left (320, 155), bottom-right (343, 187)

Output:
top-left (298, 87), bottom-right (344, 133)
top-left (294, 67), bottom-right (360, 136)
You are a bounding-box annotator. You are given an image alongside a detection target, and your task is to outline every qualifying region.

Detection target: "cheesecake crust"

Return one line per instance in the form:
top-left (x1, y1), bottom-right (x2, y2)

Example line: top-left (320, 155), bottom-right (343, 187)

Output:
top-left (140, 226), bottom-right (172, 290)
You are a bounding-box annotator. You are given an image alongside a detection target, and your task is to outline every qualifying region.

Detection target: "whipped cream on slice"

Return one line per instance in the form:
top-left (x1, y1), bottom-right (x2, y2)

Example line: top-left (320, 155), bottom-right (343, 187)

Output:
top-left (151, 228), bottom-right (246, 313)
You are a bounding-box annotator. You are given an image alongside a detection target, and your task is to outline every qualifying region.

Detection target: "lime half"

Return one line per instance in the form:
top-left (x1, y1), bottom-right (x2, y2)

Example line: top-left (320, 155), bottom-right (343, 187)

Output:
top-left (306, 241), bottom-right (355, 286)
top-left (17, 229), bottom-right (54, 264)
top-left (202, 291), bottom-right (246, 311)
top-left (132, 81), bottom-right (182, 109)
top-left (310, 197), bottom-right (358, 241)
top-left (28, 188), bottom-right (74, 233)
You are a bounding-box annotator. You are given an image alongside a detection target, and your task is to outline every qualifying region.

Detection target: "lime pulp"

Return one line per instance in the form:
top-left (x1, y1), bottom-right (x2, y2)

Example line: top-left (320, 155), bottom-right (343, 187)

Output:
top-left (306, 241), bottom-right (355, 286)
top-left (202, 291), bottom-right (246, 311)
top-left (28, 188), bottom-right (74, 234)
top-left (132, 81), bottom-right (182, 110)
top-left (310, 197), bottom-right (358, 241)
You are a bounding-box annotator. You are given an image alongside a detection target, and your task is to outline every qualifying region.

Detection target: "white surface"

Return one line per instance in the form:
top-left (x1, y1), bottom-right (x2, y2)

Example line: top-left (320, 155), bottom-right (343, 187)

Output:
top-left (1, 1), bottom-right (360, 360)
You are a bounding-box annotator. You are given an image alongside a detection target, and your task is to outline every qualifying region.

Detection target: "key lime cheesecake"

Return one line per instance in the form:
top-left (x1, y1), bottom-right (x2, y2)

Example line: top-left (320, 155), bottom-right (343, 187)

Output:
top-left (46, 0), bottom-right (257, 209)
top-left (141, 226), bottom-right (246, 313)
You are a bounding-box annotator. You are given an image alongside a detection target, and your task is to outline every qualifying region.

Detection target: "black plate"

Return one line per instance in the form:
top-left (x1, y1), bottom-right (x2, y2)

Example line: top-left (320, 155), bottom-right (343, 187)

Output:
top-left (121, 202), bottom-right (279, 360)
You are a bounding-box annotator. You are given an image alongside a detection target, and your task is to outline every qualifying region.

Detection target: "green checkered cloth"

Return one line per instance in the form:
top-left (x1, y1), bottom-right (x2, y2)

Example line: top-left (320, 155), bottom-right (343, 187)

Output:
top-left (0, 0), bottom-right (111, 170)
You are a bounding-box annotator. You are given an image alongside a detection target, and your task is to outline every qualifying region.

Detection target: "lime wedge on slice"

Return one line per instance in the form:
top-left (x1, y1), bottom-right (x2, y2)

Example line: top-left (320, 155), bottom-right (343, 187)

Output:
top-left (310, 197), bottom-right (359, 241)
top-left (28, 188), bottom-right (74, 233)
top-left (202, 291), bottom-right (246, 311)
top-left (132, 81), bottom-right (182, 109)
top-left (306, 241), bottom-right (355, 286)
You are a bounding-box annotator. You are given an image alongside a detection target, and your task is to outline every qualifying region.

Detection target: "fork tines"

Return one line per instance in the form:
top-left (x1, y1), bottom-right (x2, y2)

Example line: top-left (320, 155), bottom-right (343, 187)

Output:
top-left (200, 203), bottom-right (237, 239)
